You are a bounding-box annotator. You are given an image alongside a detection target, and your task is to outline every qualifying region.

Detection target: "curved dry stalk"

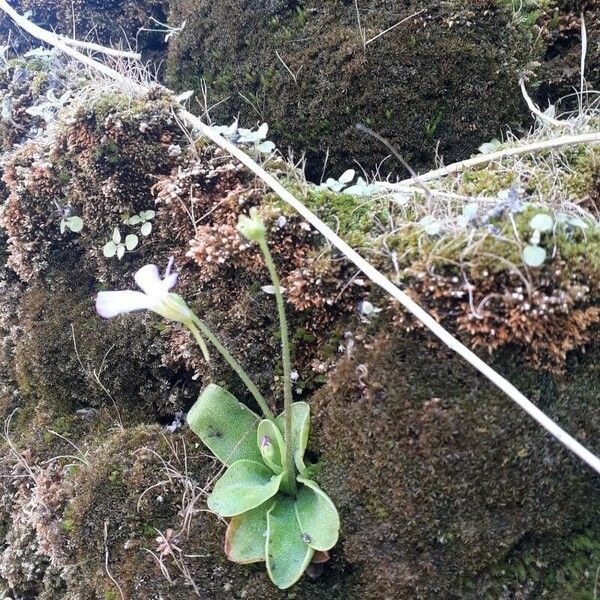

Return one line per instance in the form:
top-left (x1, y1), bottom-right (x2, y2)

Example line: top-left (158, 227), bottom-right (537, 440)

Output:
top-left (519, 78), bottom-right (572, 130)
top-left (1, 1), bottom-right (599, 474)
top-left (58, 35), bottom-right (141, 60)
top-left (383, 132), bottom-right (600, 188)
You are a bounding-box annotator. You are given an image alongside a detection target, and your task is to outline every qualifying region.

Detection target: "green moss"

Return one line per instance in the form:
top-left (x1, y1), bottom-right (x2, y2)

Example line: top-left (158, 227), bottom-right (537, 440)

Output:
top-left (458, 167), bottom-right (516, 196)
top-left (473, 528), bottom-right (600, 598)
top-left (167, 0), bottom-right (536, 179)
top-left (139, 522), bottom-right (157, 538)
top-left (60, 503), bottom-right (75, 535)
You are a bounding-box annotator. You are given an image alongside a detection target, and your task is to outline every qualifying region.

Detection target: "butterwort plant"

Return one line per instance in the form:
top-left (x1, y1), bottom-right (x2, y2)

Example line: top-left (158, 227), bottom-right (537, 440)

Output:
top-left (95, 209), bottom-right (339, 589)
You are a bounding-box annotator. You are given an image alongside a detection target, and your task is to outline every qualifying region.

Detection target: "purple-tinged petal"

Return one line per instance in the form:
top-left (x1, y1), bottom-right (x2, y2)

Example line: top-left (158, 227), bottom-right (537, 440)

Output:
top-left (163, 271), bottom-right (178, 291)
top-left (96, 290), bottom-right (154, 319)
top-left (164, 256), bottom-right (175, 278)
top-left (134, 264), bottom-right (164, 296)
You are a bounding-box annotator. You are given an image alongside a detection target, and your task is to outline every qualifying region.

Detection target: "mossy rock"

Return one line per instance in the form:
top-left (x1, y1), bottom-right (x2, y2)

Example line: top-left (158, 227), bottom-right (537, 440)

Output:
top-left (10, 269), bottom-right (194, 434)
top-left (167, 0), bottom-right (536, 179)
top-left (535, 0), bottom-right (600, 107)
top-left (310, 325), bottom-right (600, 598)
top-left (0, 0), bottom-right (169, 60)
top-left (31, 426), bottom-right (351, 598)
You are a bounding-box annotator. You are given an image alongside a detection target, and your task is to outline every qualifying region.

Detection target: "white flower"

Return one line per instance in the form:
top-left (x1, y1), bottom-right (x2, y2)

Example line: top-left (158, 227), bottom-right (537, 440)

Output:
top-left (96, 260), bottom-right (192, 324)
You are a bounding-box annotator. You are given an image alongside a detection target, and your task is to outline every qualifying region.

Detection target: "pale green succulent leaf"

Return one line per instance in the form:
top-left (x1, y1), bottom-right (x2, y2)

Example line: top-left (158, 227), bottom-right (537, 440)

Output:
top-left (66, 216), bottom-right (83, 232)
top-left (225, 500), bottom-right (272, 564)
top-left (187, 383), bottom-right (262, 466)
top-left (102, 241), bottom-right (117, 258)
top-left (275, 402), bottom-right (310, 471)
top-left (125, 234), bottom-right (138, 251)
top-left (116, 244), bottom-right (125, 260)
top-left (140, 221), bottom-right (152, 236)
top-left (529, 213), bottom-right (553, 233)
top-left (523, 245), bottom-right (546, 267)
top-left (257, 419), bottom-right (284, 474)
top-left (295, 476), bottom-right (340, 551)
top-left (266, 496), bottom-right (314, 589)
top-left (112, 227), bottom-right (121, 244)
top-left (208, 460), bottom-right (282, 517)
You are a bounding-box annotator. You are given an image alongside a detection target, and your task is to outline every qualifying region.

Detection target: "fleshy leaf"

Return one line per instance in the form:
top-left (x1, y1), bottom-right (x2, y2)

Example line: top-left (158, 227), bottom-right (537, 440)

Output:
top-left (338, 168), bottom-right (356, 184)
top-left (103, 241), bottom-right (117, 258)
top-left (116, 244), bottom-right (125, 260)
top-left (140, 221), bottom-right (152, 236)
top-left (225, 501), bottom-right (272, 564)
top-left (529, 213), bottom-right (553, 232)
top-left (523, 245), bottom-right (546, 267)
top-left (187, 383), bottom-right (262, 466)
top-left (275, 402), bottom-right (310, 471)
top-left (257, 140), bottom-right (275, 154)
top-left (266, 497), bottom-right (314, 589)
top-left (66, 216), bottom-right (83, 232)
top-left (257, 420), bottom-right (284, 474)
top-left (207, 460), bottom-right (282, 517)
top-left (112, 227), bottom-right (121, 244)
top-left (295, 476), bottom-right (340, 551)
top-left (125, 234), bottom-right (139, 251)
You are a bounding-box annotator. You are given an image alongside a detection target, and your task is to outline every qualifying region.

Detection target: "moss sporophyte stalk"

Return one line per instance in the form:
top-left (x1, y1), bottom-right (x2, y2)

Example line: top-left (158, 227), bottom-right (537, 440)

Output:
top-left (95, 212), bottom-right (340, 589)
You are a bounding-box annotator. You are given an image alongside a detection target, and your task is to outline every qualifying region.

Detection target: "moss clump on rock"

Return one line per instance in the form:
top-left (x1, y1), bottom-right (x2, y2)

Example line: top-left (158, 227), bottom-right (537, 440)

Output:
top-left (310, 325), bottom-right (600, 598)
top-left (0, 0), bottom-right (169, 60)
top-left (167, 0), bottom-right (536, 179)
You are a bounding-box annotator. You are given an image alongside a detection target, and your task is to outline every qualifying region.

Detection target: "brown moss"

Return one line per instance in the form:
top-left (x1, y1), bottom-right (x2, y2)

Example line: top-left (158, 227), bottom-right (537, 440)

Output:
top-left (310, 324), bottom-right (600, 598)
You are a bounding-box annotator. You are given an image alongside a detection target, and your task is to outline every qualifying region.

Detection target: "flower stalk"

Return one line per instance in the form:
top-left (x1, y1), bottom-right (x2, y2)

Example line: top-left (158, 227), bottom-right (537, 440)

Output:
top-left (239, 209), bottom-right (296, 495)
top-left (257, 238), bottom-right (296, 494)
top-left (188, 315), bottom-right (274, 421)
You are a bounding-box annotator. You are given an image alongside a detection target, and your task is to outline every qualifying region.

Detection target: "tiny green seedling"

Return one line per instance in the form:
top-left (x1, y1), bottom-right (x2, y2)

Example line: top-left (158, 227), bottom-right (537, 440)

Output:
top-left (124, 210), bottom-right (155, 237)
top-left (523, 212), bottom-right (553, 267)
top-left (321, 169), bottom-right (356, 192)
top-left (60, 215), bottom-right (83, 234)
top-left (213, 121), bottom-right (276, 154)
top-left (103, 227), bottom-right (138, 260)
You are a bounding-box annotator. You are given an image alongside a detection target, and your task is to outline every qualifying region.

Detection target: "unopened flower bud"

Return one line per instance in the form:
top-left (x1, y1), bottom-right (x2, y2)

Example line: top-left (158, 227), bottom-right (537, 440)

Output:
top-left (237, 207), bottom-right (266, 242)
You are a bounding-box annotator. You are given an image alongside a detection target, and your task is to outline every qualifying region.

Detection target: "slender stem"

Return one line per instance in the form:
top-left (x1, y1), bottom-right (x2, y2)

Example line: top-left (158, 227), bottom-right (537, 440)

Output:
top-left (258, 239), bottom-right (296, 495)
top-left (189, 315), bottom-right (275, 421)
top-left (187, 321), bottom-right (211, 363)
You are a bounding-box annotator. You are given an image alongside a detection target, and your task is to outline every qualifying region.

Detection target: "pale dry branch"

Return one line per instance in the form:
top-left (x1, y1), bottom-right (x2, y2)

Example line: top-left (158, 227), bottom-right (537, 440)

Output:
top-left (58, 35), bottom-right (141, 59)
top-left (365, 9), bottom-right (425, 46)
top-left (104, 520), bottom-right (126, 599)
top-left (519, 78), bottom-right (572, 130)
top-left (383, 132), bottom-right (600, 189)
